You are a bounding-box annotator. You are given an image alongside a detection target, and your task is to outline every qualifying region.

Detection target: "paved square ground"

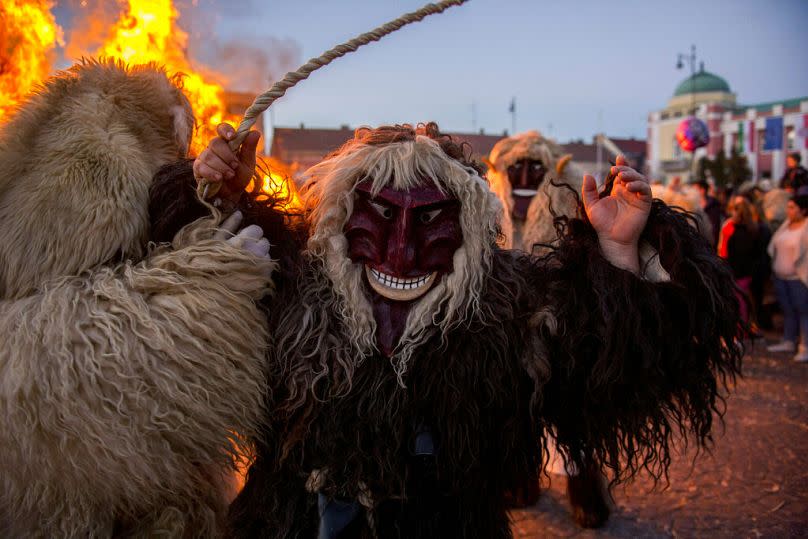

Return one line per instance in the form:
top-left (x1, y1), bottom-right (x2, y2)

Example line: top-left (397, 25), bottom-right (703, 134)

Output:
top-left (510, 331), bottom-right (808, 538)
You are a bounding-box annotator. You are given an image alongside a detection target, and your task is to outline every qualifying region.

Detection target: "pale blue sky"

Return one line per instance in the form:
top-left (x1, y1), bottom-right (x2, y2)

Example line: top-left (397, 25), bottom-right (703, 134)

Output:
top-left (55, 0), bottom-right (808, 141)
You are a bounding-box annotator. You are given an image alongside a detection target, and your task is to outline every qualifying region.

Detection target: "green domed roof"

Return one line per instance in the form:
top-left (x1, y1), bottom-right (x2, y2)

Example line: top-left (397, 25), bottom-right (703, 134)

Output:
top-left (674, 70), bottom-right (731, 96)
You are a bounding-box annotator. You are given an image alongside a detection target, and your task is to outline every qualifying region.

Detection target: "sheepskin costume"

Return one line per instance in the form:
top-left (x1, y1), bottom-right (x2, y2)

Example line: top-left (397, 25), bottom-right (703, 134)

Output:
top-left (487, 130), bottom-right (582, 251)
top-left (168, 124), bottom-right (745, 539)
top-left (650, 183), bottom-right (714, 243)
top-left (762, 187), bottom-right (790, 230)
top-left (0, 60), bottom-right (274, 537)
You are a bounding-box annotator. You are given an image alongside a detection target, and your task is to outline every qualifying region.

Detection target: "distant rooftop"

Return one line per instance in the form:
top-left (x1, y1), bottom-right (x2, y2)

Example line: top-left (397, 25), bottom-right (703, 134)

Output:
top-left (270, 125), bottom-right (507, 166)
top-left (733, 96), bottom-right (808, 114)
top-left (607, 137), bottom-right (646, 155)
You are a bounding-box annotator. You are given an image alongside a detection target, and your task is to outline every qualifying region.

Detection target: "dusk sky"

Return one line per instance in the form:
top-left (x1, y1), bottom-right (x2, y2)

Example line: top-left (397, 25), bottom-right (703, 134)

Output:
top-left (55, 0), bottom-right (808, 142)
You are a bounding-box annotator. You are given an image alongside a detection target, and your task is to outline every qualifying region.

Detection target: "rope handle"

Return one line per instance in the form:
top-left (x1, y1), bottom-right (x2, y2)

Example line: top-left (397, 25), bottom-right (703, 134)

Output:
top-left (200, 0), bottom-right (468, 199)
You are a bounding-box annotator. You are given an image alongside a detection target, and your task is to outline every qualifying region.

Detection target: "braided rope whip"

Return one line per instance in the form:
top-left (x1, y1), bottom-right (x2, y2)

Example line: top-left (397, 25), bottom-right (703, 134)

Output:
top-left (200, 0), bottom-right (468, 199)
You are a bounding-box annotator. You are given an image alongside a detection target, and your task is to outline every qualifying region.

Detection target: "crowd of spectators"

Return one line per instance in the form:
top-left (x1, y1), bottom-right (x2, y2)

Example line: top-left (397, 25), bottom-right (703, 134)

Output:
top-left (696, 152), bottom-right (808, 362)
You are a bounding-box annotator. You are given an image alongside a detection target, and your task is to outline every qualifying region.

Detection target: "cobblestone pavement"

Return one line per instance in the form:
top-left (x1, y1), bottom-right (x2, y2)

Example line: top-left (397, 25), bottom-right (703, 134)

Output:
top-left (510, 331), bottom-right (808, 539)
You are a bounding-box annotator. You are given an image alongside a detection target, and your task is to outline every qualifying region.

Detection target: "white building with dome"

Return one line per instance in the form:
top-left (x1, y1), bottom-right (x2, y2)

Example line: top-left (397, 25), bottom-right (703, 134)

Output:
top-left (647, 66), bottom-right (808, 184)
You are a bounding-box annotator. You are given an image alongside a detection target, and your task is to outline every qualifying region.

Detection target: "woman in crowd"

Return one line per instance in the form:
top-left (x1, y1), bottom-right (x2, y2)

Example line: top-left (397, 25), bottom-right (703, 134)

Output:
top-left (767, 195), bottom-right (808, 362)
top-left (719, 196), bottom-right (769, 327)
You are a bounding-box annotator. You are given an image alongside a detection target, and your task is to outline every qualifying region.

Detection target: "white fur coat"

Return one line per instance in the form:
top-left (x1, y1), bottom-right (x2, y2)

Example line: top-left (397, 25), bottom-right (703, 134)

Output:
top-left (0, 60), bottom-right (273, 537)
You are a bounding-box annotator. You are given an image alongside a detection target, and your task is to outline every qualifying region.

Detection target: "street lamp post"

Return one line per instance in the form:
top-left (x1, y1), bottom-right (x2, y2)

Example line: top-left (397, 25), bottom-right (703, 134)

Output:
top-left (676, 45), bottom-right (702, 181)
top-left (676, 44), bottom-right (698, 113)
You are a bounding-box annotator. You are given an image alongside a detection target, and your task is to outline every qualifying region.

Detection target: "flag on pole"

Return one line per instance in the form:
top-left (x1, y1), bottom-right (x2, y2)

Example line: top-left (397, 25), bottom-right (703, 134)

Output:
top-left (508, 98), bottom-right (516, 114)
top-left (797, 114), bottom-right (808, 150)
top-left (763, 117), bottom-right (784, 151)
top-left (737, 120), bottom-right (755, 154)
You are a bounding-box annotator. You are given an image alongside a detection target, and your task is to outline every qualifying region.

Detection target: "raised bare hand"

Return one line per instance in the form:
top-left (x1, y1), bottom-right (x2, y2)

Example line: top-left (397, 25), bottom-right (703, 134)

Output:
top-left (192, 123), bottom-right (261, 203)
top-left (581, 155), bottom-right (652, 273)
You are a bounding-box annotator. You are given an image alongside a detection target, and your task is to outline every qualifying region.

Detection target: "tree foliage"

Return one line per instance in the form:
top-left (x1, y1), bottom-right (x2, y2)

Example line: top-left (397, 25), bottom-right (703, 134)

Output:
top-left (696, 149), bottom-right (752, 187)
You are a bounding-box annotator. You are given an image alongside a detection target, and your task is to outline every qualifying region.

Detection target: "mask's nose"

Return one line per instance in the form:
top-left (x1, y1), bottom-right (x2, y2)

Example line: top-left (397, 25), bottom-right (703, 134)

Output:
top-left (519, 159), bottom-right (530, 188)
top-left (384, 208), bottom-right (417, 275)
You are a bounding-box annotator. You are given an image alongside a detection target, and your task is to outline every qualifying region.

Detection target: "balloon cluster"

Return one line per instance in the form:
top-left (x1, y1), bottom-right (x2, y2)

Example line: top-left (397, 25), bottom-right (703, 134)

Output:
top-left (676, 116), bottom-right (710, 152)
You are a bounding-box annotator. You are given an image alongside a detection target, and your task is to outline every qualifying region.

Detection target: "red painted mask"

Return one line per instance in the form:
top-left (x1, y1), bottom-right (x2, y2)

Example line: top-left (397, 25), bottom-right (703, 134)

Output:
top-left (507, 158), bottom-right (547, 219)
top-left (344, 180), bottom-right (463, 356)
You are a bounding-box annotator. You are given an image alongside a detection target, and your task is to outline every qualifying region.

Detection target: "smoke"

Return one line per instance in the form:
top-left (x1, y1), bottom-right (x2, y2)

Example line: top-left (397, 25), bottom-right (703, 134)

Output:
top-left (193, 37), bottom-right (301, 94)
top-left (182, 0), bottom-right (302, 94)
top-left (180, 0), bottom-right (302, 94)
top-left (58, 0), bottom-right (122, 61)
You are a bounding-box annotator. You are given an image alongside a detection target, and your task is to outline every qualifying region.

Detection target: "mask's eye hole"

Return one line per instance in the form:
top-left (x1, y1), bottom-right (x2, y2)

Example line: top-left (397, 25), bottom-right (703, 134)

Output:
top-left (420, 208), bottom-right (442, 224)
top-left (532, 162), bottom-right (544, 171)
top-left (369, 201), bottom-right (393, 219)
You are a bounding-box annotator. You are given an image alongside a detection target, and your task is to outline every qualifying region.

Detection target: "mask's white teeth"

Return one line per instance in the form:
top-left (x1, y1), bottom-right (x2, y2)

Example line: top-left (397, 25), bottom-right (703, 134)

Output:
top-left (365, 266), bottom-right (438, 301)
top-left (370, 268), bottom-right (432, 289)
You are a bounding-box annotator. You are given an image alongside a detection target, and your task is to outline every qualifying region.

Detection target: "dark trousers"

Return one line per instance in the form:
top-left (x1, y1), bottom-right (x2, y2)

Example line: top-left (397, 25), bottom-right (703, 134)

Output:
top-left (773, 277), bottom-right (808, 345)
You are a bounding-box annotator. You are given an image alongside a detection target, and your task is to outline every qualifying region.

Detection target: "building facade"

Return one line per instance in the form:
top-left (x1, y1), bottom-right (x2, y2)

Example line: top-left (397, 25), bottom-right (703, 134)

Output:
top-left (647, 67), bottom-right (808, 184)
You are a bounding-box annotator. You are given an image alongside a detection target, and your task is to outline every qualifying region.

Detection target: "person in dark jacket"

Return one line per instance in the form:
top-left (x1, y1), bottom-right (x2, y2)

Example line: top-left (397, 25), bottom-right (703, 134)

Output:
top-left (722, 196), bottom-right (770, 325)
top-left (781, 153), bottom-right (808, 193)
top-left (694, 180), bottom-right (722, 247)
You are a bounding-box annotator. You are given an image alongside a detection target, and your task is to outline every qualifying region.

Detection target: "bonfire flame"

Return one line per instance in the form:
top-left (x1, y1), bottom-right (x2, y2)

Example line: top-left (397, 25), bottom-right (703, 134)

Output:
top-left (0, 0), bottom-right (63, 122)
top-left (260, 172), bottom-right (301, 209)
top-left (246, 157), bottom-right (302, 211)
top-left (95, 0), bottom-right (237, 155)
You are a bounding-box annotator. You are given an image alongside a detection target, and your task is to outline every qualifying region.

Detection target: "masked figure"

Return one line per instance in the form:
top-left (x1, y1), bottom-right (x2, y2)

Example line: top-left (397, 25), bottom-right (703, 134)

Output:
top-left (487, 130), bottom-right (582, 252)
top-left (153, 122), bottom-right (742, 538)
top-left (488, 132), bottom-right (627, 528)
top-left (0, 60), bottom-right (275, 537)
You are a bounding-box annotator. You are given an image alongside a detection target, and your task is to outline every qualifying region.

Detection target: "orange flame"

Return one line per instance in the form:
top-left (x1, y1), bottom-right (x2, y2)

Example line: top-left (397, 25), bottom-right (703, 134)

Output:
top-left (93, 0), bottom-right (237, 155)
top-left (261, 172), bottom-right (301, 209)
top-left (0, 0), bottom-right (63, 122)
top-left (245, 157), bottom-right (302, 211)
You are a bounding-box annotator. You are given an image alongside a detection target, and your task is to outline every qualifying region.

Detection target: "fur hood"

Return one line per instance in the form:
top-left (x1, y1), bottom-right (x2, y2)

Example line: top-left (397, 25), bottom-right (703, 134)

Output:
top-left (763, 187), bottom-right (790, 226)
top-left (0, 59), bottom-right (193, 299)
top-left (487, 130), bottom-right (570, 175)
top-left (486, 131), bottom-right (582, 251)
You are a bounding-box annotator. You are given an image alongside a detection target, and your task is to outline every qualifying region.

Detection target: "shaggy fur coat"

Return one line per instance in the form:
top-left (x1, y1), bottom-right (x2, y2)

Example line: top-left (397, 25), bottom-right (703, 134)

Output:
top-left (229, 205), bottom-right (741, 539)
top-left (0, 60), bottom-right (274, 537)
top-left (152, 160), bottom-right (742, 538)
